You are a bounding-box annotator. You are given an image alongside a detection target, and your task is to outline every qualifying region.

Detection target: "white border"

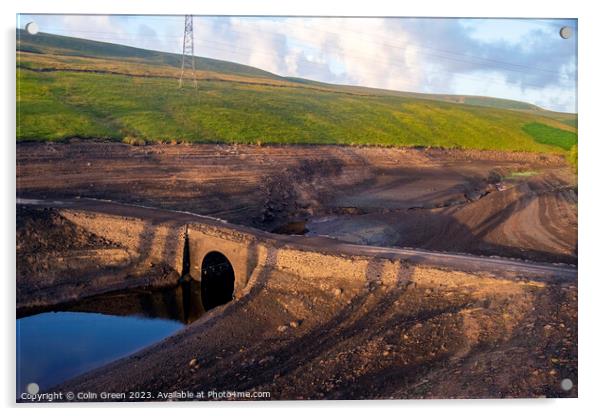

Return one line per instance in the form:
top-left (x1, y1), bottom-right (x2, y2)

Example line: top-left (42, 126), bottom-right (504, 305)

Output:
top-left (2, 1), bottom-right (600, 415)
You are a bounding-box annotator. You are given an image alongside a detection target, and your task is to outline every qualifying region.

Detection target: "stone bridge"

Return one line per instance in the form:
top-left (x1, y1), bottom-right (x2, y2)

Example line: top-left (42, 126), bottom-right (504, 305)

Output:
top-left (51, 199), bottom-right (575, 312)
top-left (55, 200), bottom-right (414, 311)
top-left (58, 202), bottom-right (270, 309)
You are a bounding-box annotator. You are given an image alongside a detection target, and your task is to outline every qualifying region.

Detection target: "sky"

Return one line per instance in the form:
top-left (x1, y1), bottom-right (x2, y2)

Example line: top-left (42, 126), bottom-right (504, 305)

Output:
top-left (18, 15), bottom-right (578, 113)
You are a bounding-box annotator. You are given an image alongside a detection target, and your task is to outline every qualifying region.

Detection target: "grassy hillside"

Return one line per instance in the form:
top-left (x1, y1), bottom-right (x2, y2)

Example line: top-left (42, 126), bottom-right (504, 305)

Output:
top-left (16, 30), bottom-right (578, 153)
top-left (17, 29), bottom-right (280, 80)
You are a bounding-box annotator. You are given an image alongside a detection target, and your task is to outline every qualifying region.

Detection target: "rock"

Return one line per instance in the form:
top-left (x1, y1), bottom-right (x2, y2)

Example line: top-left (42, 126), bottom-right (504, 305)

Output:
top-left (277, 325), bottom-right (288, 332)
top-left (333, 288), bottom-right (342, 296)
top-left (259, 355), bottom-right (275, 365)
top-left (187, 356), bottom-right (202, 371)
top-left (289, 320), bottom-right (300, 328)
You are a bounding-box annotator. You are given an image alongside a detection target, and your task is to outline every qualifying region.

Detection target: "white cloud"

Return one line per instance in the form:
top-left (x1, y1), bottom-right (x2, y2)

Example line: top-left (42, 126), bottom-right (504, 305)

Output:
top-left (191, 17), bottom-right (577, 111)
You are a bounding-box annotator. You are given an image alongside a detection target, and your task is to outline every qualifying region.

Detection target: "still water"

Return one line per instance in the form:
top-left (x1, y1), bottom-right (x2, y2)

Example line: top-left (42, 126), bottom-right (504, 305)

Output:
top-left (16, 281), bottom-right (203, 396)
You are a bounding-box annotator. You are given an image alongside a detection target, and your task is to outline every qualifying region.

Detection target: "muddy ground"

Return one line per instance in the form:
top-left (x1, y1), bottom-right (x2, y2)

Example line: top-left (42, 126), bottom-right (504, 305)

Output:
top-left (16, 203), bottom-right (577, 400)
top-left (17, 141), bottom-right (577, 264)
top-left (16, 205), bottom-right (181, 314)
top-left (15, 142), bottom-right (578, 400)
top-left (55, 264), bottom-right (577, 400)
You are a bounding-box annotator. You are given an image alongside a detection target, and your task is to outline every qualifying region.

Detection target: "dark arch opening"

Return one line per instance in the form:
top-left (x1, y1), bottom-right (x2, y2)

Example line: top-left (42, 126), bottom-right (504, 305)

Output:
top-left (200, 251), bottom-right (235, 311)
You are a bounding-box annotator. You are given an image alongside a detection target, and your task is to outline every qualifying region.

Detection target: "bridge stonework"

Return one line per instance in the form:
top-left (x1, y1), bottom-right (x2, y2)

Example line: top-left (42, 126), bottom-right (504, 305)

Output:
top-left (186, 223), bottom-right (260, 294)
top-left (55, 203), bottom-right (573, 306)
top-left (60, 209), bottom-right (188, 274)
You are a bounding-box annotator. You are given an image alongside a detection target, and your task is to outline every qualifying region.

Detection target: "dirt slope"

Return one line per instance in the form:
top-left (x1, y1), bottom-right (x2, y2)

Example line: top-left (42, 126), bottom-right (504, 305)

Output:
top-left (16, 205), bottom-right (181, 314)
top-left (53, 262), bottom-right (577, 399)
top-left (312, 168), bottom-right (577, 264)
top-left (16, 197), bottom-right (577, 400)
top-left (17, 142), bottom-right (577, 264)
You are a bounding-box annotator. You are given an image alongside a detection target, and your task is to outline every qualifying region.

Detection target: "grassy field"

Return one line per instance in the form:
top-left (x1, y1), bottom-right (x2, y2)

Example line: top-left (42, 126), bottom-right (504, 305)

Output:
top-left (16, 30), bottom-right (578, 154)
top-left (522, 122), bottom-right (578, 150)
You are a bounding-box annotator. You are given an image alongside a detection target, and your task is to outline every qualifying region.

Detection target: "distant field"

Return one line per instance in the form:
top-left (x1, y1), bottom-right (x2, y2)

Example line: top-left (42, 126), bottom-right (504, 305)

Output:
top-left (522, 123), bottom-right (578, 151)
top-left (16, 30), bottom-right (578, 154)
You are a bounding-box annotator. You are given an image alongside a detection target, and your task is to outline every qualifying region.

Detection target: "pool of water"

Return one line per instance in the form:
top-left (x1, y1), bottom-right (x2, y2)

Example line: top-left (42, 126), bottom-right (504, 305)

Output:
top-left (16, 280), bottom-right (203, 395)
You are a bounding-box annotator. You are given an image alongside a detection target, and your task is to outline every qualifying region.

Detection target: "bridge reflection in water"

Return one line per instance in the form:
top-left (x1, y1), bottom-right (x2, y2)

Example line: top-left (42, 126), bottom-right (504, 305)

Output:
top-left (62, 280), bottom-right (205, 324)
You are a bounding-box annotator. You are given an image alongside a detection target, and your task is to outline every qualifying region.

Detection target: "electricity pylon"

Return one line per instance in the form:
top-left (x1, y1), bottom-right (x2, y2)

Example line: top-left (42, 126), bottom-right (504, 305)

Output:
top-left (179, 15), bottom-right (197, 88)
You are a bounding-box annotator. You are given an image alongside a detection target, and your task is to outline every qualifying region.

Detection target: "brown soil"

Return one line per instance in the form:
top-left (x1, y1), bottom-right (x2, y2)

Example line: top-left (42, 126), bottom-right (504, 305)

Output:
top-left (15, 142), bottom-right (578, 400)
top-left (15, 201), bottom-right (578, 400)
top-left (54, 263), bottom-right (577, 400)
top-left (308, 170), bottom-right (577, 264)
top-left (16, 206), bottom-right (180, 314)
top-left (17, 142), bottom-right (577, 264)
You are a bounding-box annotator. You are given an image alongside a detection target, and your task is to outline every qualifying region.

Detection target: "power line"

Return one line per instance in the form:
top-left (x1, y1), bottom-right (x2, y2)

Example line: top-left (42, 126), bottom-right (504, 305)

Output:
top-left (34, 20), bottom-right (572, 77)
top-left (32, 25), bottom-right (575, 82)
top-left (512, 18), bottom-right (577, 31)
top-left (27, 27), bottom-right (575, 93)
top-left (179, 15), bottom-right (197, 88)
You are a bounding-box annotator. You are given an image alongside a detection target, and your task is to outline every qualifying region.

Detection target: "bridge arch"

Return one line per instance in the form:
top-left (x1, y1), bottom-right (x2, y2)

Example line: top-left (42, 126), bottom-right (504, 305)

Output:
top-left (186, 225), bottom-right (260, 296)
top-left (200, 251), bottom-right (235, 311)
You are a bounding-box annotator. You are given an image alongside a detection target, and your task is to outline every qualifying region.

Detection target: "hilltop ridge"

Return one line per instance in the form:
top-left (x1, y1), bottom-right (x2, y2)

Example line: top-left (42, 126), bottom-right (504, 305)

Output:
top-left (17, 29), bottom-right (577, 153)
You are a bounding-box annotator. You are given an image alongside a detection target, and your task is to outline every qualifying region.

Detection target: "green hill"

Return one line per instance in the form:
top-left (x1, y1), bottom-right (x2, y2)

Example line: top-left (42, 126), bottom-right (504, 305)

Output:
top-left (16, 30), bottom-right (577, 153)
top-left (17, 29), bottom-right (281, 79)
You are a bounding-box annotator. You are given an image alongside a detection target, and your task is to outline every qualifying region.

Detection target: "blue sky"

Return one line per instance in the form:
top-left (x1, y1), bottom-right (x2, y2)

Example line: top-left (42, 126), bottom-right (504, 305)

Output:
top-left (18, 15), bottom-right (577, 112)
